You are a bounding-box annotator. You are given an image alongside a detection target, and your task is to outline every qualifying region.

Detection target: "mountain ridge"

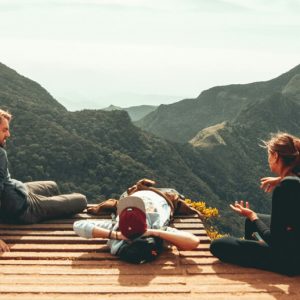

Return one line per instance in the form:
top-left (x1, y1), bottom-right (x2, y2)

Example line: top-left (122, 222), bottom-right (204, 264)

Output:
top-left (137, 64), bottom-right (300, 143)
top-left (0, 62), bottom-right (66, 113)
top-left (102, 104), bottom-right (157, 121)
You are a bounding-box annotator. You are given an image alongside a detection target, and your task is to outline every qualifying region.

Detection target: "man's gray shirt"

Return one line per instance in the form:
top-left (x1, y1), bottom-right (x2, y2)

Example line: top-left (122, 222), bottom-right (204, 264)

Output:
top-left (0, 147), bottom-right (28, 217)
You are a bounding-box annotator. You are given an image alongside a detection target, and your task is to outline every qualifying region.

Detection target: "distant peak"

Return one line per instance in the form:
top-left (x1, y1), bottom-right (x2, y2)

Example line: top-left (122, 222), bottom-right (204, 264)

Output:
top-left (189, 122), bottom-right (227, 148)
top-left (102, 105), bottom-right (123, 111)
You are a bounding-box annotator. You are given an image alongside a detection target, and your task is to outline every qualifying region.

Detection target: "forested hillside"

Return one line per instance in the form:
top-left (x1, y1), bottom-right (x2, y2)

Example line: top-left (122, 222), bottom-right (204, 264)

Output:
top-left (1, 62), bottom-right (300, 235)
top-left (0, 62), bottom-right (221, 218)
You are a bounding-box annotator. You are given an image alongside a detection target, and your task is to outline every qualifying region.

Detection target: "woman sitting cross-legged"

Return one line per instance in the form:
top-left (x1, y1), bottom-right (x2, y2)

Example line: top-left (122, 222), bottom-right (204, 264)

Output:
top-left (210, 132), bottom-right (300, 275)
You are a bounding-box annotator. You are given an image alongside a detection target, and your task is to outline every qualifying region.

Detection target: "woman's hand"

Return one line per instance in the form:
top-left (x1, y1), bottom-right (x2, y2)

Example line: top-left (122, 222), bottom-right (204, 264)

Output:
top-left (0, 239), bottom-right (10, 252)
top-left (260, 176), bottom-right (281, 193)
top-left (230, 201), bottom-right (258, 221)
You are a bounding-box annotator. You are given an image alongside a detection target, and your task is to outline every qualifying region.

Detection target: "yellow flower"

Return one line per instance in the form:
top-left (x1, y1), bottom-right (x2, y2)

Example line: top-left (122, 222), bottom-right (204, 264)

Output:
top-left (185, 199), bottom-right (219, 219)
top-left (185, 199), bottom-right (224, 240)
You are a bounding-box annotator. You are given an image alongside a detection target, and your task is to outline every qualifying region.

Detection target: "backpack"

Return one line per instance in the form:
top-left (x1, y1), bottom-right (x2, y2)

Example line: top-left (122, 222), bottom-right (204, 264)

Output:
top-left (117, 235), bottom-right (164, 264)
top-left (87, 178), bottom-right (203, 220)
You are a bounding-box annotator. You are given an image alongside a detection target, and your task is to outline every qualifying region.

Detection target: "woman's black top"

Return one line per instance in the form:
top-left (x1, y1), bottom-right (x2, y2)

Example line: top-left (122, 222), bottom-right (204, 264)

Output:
top-left (253, 176), bottom-right (300, 254)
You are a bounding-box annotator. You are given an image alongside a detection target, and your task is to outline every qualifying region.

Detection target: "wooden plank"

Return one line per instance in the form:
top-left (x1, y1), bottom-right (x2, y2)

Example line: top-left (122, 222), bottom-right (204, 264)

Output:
top-left (6, 244), bottom-right (110, 252)
top-left (1, 236), bottom-right (107, 243)
top-left (0, 294), bottom-right (283, 300)
top-left (0, 251), bottom-right (178, 262)
top-left (73, 212), bottom-right (111, 218)
top-left (0, 224), bottom-right (74, 230)
top-left (0, 285), bottom-right (190, 294)
top-left (174, 223), bottom-right (204, 229)
top-left (173, 214), bottom-right (199, 218)
top-left (185, 229), bottom-right (208, 235)
top-left (0, 256), bottom-right (178, 266)
top-left (0, 274), bottom-right (186, 285)
top-left (198, 236), bottom-right (210, 243)
top-left (189, 295), bottom-right (287, 300)
top-left (185, 273), bottom-right (300, 284)
top-left (0, 252), bottom-right (115, 260)
top-left (1, 236), bottom-right (208, 244)
top-left (179, 251), bottom-right (212, 258)
top-left (173, 218), bottom-right (203, 223)
top-left (190, 283), bottom-right (294, 294)
top-left (0, 230), bottom-right (76, 236)
top-left (0, 283), bottom-right (295, 297)
top-left (0, 259), bottom-right (120, 265)
top-left (180, 244), bottom-right (211, 252)
top-left (0, 265), bottom-right (184, 275)
top-left (0, 254), bottom-right (178, 263)
top-left (180, 257), bottom-right (219, 265)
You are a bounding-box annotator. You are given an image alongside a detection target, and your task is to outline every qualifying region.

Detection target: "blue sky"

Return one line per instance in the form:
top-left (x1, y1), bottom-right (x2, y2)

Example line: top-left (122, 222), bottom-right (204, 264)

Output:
top-left (0, 0), bottom-right (299, 110)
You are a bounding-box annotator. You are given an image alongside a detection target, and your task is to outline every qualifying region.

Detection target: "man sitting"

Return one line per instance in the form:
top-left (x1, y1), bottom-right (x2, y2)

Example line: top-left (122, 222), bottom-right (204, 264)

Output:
top-left (0, 109), bottom-right (87, 252)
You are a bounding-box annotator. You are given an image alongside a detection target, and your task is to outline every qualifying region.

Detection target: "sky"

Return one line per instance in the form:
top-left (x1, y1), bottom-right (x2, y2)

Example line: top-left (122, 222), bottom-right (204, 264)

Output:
top-left (0, 0), bottom-right (299, 110)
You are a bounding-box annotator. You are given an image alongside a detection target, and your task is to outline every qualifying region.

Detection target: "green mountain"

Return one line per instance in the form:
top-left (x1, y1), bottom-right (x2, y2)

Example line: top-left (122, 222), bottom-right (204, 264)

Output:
top-left (0, 62), bottom-right (220, 213)
top-left (102, 104), bottom-right (157, 121)
top-left (2, 61), bottom-right (300, 235)
top-left (137, 65), bottom-right (300, 143)
top-left (0, 62), bottom-right (66, 114)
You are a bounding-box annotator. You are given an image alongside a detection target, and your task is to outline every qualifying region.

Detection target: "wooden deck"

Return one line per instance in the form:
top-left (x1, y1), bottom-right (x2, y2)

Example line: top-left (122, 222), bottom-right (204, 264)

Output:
top-left (0, 208), bottom-right (300, 299)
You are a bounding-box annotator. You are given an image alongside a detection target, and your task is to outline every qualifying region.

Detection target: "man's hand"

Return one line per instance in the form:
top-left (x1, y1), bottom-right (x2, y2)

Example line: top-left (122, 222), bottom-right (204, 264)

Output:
top-left (115, 231), bottom-right (128, 241)
top-left (142, 228), bottom-right (159, 237)
top-left (86, 199), bottom-right (118, 215)
top-left (260, 177), bottom-right (281, 193)
top-left (0, 239), bottom-right (10, 252)
top-left (230, 201), bottom-right (258, 221)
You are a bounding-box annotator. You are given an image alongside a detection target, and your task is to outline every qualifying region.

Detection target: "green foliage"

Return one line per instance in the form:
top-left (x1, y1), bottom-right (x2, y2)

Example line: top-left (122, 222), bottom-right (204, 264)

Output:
top-left (0, 63), bottom-right (222, 213)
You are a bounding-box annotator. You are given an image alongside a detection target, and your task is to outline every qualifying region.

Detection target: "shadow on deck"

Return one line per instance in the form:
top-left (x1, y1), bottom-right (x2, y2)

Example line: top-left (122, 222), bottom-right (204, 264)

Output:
top-left (0, 205), bottom-right (299, 299)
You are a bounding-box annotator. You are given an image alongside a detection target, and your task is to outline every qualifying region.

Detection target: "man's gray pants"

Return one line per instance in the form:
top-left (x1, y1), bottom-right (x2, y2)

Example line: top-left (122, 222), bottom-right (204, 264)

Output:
top-left (18, 181), bottom-right (87, 224)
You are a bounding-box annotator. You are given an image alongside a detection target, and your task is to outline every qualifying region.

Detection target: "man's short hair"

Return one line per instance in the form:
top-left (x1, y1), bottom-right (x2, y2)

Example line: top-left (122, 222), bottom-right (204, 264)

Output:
top-left (0, 109), bottom-right (12, 124)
